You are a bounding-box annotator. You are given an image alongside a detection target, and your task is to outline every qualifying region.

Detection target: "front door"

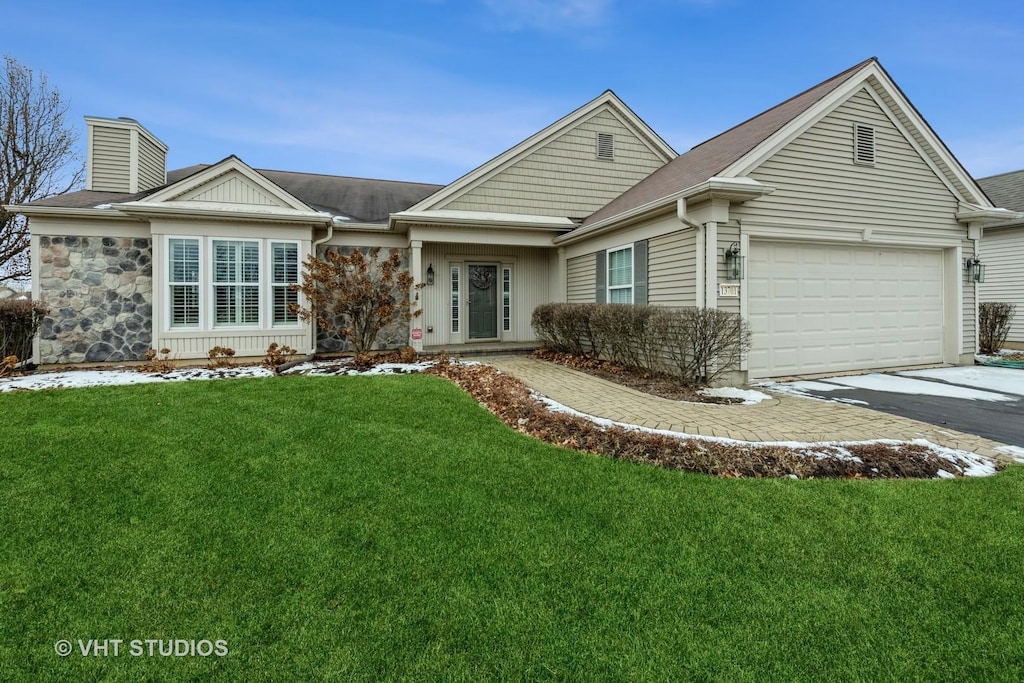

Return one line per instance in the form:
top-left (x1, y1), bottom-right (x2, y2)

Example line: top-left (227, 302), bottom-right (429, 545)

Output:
top-left (467, 264), bottom-right (499, 340)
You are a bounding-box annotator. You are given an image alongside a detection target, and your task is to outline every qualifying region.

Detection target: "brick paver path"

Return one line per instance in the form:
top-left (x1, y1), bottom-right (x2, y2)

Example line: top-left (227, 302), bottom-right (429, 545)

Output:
top-left (477, 355), bottom-right (1014, 463)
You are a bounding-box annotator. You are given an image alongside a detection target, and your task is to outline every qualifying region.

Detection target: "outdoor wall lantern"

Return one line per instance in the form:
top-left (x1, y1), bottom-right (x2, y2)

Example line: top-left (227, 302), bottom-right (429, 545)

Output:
top-left (426, 263), bottom-right (435, 285)
top-left (725, 242), bottom-right (745, 281)
top-left (964, 257), bottom-right (985, 283)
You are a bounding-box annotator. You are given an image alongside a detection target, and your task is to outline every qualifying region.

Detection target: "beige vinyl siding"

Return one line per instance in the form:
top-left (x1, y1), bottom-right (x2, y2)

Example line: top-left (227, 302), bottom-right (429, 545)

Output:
top-left (566, 253), bottom-right (596, 302)
top-left (647, 229), bottom-right (697, 307)
top-left (716, 224), bottom-right (740, 314)
top-left (980, 226), bottom-right (1024, 343)
top-left (442, 110), bottom-right (666, 217)
top-left (733, 86), bottom-right (960, 233)
top-left (90, 127), bottom-right (132, 192)
top-left (183, 173), bottom-right (283, 205)
top-left (870, 77), bottom-right (976, 203)
top-left (137, 135), bottom-right (166, 191)
top-left (159, 333), bottom-right (308, 360)
top-left (421, 243), bottom-right (552, 346)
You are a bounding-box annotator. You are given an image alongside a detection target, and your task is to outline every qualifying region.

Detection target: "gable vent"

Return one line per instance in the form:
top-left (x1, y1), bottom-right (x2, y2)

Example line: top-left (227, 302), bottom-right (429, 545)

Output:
top-left (853, 123), bottom-right (875, 165)
top-left (596, 132), bottom-right (614, 160)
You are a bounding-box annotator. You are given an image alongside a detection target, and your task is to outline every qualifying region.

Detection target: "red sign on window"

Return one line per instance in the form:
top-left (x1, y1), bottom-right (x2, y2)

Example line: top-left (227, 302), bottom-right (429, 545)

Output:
top-left (411, 328), bottom-right (423, 340)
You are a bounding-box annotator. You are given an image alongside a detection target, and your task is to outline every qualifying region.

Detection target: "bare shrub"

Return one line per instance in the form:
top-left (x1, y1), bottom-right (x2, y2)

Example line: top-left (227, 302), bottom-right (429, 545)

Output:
top-left (662, 307), bottom-right (751, 384)
top-left (207, 346), bottom-right (236, 369)
top-left (0, 298), bottom-right (47, 368)
top-left (139, 347), bottom-right (175, 373)
top-left (263, 343), bottom-right (298, 371)
top-left (979, 302), bottom-right (1016, 354)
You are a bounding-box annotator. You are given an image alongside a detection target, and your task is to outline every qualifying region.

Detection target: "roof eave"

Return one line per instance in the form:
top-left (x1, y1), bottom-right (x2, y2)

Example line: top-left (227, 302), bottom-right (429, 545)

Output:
top-left (113, 201), bottom-right (332, 225)
top-left (556, 177), bottom-right (774, 245)
top-left (5, 205), bottom-right (142, 222)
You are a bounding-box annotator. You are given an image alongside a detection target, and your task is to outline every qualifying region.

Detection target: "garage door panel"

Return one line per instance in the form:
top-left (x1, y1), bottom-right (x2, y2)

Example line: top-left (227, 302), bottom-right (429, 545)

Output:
top-left (748, 241), bottom-right (944, 378)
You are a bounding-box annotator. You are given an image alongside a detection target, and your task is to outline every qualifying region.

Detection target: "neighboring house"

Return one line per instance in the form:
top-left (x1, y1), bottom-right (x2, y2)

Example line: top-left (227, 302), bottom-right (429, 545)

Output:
top-left (8, 58), bottom-right (1017, 381)
top-left (976, 169), bottom-right (1024, 348)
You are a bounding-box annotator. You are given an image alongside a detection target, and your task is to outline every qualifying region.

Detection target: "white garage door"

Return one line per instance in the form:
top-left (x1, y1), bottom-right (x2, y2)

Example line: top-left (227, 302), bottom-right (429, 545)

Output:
top-left (747, 241), bottom-right (944, 378)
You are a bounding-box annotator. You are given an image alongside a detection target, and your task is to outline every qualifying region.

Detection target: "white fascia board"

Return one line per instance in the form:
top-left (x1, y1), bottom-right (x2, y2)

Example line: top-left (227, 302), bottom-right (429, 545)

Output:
top-left (5, 205), bottom-right (140, 221)
top-left (113, 201), bottom-right (332, 225)
top-left (406, 91), bottom-right (676, 213)
top-left (553, 177), bottom-right (773, 246)
top-left (391, 210), bottom-right (576, 230)
top-left (143, 157), bottom-right (313, 211)
top-left (955, 205), bottom-right (1023, 224)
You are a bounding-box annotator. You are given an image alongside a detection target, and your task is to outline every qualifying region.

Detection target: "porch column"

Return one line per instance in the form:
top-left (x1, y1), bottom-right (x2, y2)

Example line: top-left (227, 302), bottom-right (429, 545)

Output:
top-left (704, 221), bottom-right (718, 310)
top-left (410, 240), bottom-right (424, 353)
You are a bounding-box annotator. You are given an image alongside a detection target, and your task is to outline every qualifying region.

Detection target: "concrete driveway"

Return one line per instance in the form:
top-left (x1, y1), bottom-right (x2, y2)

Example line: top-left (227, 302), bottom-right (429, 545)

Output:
top-left (766, 366), bottom-right (1024, 447)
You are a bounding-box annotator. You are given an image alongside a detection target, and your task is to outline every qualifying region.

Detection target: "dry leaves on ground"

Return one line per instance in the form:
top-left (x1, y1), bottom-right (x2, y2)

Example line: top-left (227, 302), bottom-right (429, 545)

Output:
top-left (426, 360), bottom-right (993, 479)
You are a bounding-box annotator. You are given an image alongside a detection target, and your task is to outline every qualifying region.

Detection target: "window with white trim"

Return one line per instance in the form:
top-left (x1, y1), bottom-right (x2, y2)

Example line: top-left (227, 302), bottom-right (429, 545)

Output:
top-left (502, 267), bottom-right (511, 332)
top-left (213, 240), bottom-right (260, 327)
top-left (607, 245), bottom-right (633, 304)
top-left (168, 238), bottom-right (200, 328)
top-left (165, 236), bottom-right (303, 332)
top-left (271, 242), bottom-right (299, 326)
top-left (450, 265), bottom-right (460, 334)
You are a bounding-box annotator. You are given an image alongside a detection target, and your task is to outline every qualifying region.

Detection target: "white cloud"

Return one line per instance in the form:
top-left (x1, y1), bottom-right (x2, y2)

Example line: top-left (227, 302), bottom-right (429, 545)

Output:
top-left (480, 0), bottom-right (612, 31)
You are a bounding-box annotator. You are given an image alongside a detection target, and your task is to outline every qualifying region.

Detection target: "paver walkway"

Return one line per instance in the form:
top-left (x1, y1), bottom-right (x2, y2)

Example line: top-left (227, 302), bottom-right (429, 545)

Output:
top-left (476, 355), bottom-right (1014, 463)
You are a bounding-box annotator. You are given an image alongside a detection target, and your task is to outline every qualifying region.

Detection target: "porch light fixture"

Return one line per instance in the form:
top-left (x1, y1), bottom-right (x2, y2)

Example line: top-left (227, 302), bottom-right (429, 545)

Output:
top-left (725, 242), bottom-right (745, 281)
top-left (964, 257), bottom-right (985, 283)
top-left (426, 263), bottom-right (435, 285)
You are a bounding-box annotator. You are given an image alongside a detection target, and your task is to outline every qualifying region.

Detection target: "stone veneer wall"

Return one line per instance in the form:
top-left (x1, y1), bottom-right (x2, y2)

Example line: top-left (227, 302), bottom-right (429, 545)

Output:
top-left (37, 236), bottom-right (154, 363)
top-left (315, 245), bottom-right (411, 353)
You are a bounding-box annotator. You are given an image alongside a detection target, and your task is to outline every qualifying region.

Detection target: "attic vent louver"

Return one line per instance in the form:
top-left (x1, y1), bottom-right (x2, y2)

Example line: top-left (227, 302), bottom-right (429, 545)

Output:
top-left (597, 132), bottom-right (614, 160)
top-left (853, 123), bottom-right (875, 165)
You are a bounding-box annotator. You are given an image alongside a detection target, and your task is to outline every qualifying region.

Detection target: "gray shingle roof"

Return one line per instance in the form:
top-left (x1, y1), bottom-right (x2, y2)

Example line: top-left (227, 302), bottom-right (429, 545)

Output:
top-left (581, 58), bottom-right (876, 227)
top-left (22, 162), bottom-right (444, 223)
top-left (977, 169), bottom-right (1024, 213)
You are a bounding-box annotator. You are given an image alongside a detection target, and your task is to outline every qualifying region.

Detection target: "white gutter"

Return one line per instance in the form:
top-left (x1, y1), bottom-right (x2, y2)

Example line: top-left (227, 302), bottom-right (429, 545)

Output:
top-left (678, 198), bottom-right (704, 307)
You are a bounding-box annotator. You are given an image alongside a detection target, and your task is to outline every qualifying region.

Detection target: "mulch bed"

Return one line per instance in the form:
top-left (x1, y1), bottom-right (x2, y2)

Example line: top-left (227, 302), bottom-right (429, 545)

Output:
top-left (426, 359), bottom-right (996, 479)
top-left (530, 349), bottom-right (739, 403)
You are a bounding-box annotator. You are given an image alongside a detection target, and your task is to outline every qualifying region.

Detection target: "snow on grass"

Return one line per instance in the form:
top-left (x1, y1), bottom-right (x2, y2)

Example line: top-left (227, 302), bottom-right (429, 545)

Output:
top-left (899, 366), bottom-right (1024, 397)
top-left (533, 393), bottom-right (998, 478)
top-left (0, 366), bottom-right (274, 392)
top-left (698, 386), bottom-right (773, 404)
top-left (995, 445), bottom-right (1024, 464)
top-left (0, 360), bottom-right (437, 393)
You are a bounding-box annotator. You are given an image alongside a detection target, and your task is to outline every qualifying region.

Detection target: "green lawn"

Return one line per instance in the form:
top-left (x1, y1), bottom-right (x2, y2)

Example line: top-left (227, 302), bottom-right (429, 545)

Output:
top-left (1, 375), bottom-right (1022, 681)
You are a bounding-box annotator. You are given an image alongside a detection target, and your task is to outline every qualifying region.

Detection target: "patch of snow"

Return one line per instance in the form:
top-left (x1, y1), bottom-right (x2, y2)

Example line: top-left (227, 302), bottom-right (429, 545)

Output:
top-left (995, 445), bottom-right (1024, 464)
top-left (92, 203), bottom-right (113, 209)
top-left (817, 373), bottom-right (1014, 402)
top-left (899, 366), bottom-right (1024, 397)
top-left (698, 386), bottom-right (772, 404)
top-left (0, 366), bottom-right (274, 392)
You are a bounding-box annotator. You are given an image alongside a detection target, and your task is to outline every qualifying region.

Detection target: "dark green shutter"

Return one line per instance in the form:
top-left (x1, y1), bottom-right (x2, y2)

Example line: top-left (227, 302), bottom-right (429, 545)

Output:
top-left (595, 250), bottom-right (606, 303)
top-left (633, 240), bottom-right (648, 305)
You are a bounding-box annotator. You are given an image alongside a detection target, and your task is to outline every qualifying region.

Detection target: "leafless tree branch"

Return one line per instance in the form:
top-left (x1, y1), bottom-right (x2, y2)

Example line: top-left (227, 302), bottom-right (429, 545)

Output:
top-left (0, 54), bottom-right (84, 281)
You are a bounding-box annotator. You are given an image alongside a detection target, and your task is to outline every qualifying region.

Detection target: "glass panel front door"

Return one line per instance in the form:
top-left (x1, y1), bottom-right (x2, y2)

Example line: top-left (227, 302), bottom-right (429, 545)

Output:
top-left (468, 264), bottom-right (498, 340)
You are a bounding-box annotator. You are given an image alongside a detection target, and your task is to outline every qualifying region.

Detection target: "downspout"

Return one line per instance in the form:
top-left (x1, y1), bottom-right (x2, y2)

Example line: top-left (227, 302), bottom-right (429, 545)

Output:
top-left (306, 217), bottom-right (336, 356)
top-left (677, 198), bottom-right (704, 307)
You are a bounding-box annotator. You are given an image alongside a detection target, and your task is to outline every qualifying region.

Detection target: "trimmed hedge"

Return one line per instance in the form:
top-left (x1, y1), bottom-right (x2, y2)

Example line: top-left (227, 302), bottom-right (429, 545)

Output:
top-left (0, 298), bottom-right (47, 368)
top-left (532, 302), bottom-right (750, 385)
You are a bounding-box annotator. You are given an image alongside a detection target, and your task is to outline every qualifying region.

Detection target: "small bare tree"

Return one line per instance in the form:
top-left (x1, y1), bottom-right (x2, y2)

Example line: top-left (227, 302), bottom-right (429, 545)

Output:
top-left (1, 55), bottom-right (84, 280)
top-left (291, 247), bottom-right (420, 357)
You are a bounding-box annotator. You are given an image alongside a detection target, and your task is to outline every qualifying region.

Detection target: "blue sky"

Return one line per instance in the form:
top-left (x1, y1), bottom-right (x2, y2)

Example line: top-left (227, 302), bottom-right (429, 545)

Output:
top-left (6, 0), bottom-right (1023, 185)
